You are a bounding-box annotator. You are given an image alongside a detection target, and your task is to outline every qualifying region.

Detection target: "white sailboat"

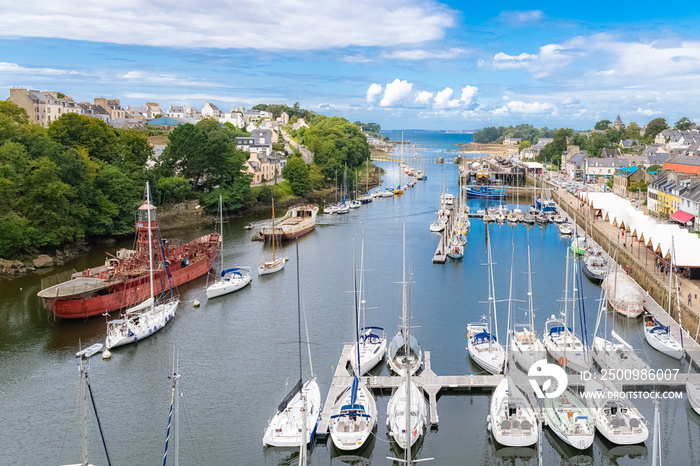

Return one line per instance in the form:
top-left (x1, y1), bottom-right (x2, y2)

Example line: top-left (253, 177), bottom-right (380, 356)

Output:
top-left (258, 197), bottom-right (286, 276)
top-left (263, 243), bottom-right (321, 448)
top-left (386, 285), bottom-right (428, 451)
top-left (591, 283), bottom-right (650, 372)
top-left (387, 221), bottom-right (423, 377)
top-left (584, 378), bottom-right (648, 445)
top-left (686, 314), bottom-right (700, 415)
top-left (490, 240), bottom-right (539, 448)
top-left (488, 378), bottom-right (539, 447)
top-left (105, 183), bottom-right (179, 350)
top-left (206, 195), bottom-right (251, 298)
top-left (543, 248), bottom-right (588, 373)
top-left (329, 239), bottom-right (377, 452)
top-left (351, 230), bottom-right (386, 376)
top-left (544, 389), bottom-right (595, 450)
top-left (644, 237), bottom-right (684, 359)
top-left (511, 232), bottom-right (545, 372)
top-left (467, 225), bottom-right (505, 375)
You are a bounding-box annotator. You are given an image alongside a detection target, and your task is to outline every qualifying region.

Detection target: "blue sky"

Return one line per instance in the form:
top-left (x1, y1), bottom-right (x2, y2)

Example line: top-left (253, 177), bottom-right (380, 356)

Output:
top-left (2, 1), bottom-right (700, 130)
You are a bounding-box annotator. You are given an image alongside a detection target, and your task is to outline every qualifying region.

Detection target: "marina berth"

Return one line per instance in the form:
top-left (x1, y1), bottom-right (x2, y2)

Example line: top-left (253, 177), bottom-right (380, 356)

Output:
top-left (584, 379), bottom-right (648, 445)
top-left (488, 378), bottom-right (538, 447)
top-left (602, 273), bottom-right (644, 318)
top-left (544, 389), bottom-right (595, 450)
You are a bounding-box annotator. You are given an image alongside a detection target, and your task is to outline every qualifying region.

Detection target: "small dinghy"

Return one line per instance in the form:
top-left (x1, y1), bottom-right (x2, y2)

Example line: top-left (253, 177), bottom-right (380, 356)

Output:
top-left (76, 343), bottom-right (104, 359)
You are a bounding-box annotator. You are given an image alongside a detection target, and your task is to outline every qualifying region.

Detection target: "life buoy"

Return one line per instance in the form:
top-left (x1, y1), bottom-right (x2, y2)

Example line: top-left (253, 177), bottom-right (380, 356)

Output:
top-left (558, 357), bottom-right (567, 366)
top-left (647, 320), bottom-right (654, 327)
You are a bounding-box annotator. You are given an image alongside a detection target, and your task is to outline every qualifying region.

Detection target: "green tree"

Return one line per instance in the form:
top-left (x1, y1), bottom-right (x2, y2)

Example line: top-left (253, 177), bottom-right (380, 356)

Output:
top-left (303, 116), bottom-right (369, 180)
top-left (675, 117), bottom-right (693, 131)
top-left (518, 140), bottom-right (531, 153)
top-left (625, 122), bottom-right (641, 140)
top-left (644, 118), bottom-right (669, 141)
top-left (158, 176), bottom-right (193, 203)
top-left (47, 113), bottom-right (118, 162)
top-left (282, 156), bottom-right (310, 195)
top-left (594, 120), bottom-right (612, 130)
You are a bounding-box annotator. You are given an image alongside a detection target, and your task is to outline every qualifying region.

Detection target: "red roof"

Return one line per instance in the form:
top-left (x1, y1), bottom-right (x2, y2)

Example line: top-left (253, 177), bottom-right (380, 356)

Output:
top-left (670, 210), bottom-right (694, 224)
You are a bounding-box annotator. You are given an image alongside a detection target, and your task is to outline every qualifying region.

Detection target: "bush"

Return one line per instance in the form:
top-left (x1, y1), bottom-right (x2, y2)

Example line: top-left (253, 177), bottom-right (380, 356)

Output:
top-left (158, 176), bottom-right (193, 203)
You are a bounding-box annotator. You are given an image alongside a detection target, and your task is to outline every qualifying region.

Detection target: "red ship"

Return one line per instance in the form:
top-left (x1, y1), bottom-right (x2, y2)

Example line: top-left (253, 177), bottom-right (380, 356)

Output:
top-left (38, 199), bottom-right (219, 319)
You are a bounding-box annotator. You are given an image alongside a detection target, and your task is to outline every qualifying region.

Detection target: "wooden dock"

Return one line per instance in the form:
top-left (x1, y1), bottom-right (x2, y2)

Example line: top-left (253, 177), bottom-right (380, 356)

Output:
top-left (431, 207), bottom-right (456, 264)
top-left (315, 342), bottom-right (700, 443)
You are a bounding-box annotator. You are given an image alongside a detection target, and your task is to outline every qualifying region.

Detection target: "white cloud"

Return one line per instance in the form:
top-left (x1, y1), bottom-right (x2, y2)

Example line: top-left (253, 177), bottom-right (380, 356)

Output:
top-left (0, 0), bottom-right (456, 50)
top-left (371, 79), bottom-right (478, 110)
top-left (0, 62), bottom-right (79, 76)
top-left (460, 85), bottom-right (478, 105)
top-left (492, 52), bottom-right (537, 69)
top-left (499, 10), bottom-right (544, 23)
top-left (434, 87), bottom-right (460, 108)
top-left (121, 70), bottom-right (220, 87)
top-left (366, 83), bottom-right (383, 104)
top-left (415, 91), bottom-right (433, 106)
top-left (635, 107), bottom-right (657, 116)
top-left (382, 47), bottom-right (467, 61)
top-left (380, 79), bottom-right (414, 107)
top-left (493, 100), bottom-right (553, 115)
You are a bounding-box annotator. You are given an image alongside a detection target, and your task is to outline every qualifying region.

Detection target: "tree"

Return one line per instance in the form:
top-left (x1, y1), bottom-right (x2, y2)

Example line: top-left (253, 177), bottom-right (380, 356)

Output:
top-left (47, 113), bottom-right (118, 162)
top-left (675, 117), bottom-right (693, 131)
top-left (594, 120), bottom-right (612, 130)
top-left (644, 118), bottom-right (669, 141)
top-left (282, 155), bottom-right (310, 195)
top-left (303, 116), bottom-right (369, 180)
top-left (158, 176), bottom-right (193, 203)
top-left (518, 140), bottom-right (531, 153)
top-left (625, 122), bottom-right (641, 140)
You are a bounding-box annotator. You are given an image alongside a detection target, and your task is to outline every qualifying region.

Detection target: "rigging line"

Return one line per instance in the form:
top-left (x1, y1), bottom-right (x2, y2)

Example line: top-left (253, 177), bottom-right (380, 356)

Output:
top-left (179, 382), bottom-right (206, 466)
top-left (85, 374), bottom-right (112, 466)
top-left (58, 374), bottom-right (81, 464)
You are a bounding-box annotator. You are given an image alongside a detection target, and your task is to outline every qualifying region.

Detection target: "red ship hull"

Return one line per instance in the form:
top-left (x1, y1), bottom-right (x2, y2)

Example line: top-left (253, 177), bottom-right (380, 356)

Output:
top-left (41, 233), bottom-right (219, 319)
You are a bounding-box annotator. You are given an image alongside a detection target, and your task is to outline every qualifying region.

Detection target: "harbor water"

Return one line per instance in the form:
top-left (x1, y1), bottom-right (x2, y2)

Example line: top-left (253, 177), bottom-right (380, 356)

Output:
top-left (1, 132), bottom-right (699, 465)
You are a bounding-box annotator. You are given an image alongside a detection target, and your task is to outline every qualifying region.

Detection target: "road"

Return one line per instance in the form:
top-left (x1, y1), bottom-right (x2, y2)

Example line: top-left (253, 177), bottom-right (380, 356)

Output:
top-left (281, 129), bottom-right (313, 164)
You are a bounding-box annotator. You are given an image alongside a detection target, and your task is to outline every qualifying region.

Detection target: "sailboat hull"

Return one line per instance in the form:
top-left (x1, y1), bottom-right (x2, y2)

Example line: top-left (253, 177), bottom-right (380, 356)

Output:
top-left (644, 326), bottom-right (684, 359)
top-left (329, 381), bottom-right (377, 451)
top-left (687, 380), bottom-right (700, 415)
top-left (489, 379), bottom-right (538, 447)
top-left (206, 274), bottom-right (251, 298)
top-left (105, 299), bottom-right (179, 349)
top-left (258, 258), bottom-right (286, 276)
top-left (263, 379), bottom-right (321, 447)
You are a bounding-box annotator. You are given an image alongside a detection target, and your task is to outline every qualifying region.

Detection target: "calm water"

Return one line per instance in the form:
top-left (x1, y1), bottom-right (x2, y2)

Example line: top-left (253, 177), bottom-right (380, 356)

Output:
top-left (1, 142), bottom-right (699, 465)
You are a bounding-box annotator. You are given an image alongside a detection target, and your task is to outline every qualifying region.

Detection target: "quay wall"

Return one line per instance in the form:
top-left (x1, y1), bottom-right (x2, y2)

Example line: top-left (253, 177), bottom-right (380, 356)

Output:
top-left (548, 182), bottom-right (700, 343)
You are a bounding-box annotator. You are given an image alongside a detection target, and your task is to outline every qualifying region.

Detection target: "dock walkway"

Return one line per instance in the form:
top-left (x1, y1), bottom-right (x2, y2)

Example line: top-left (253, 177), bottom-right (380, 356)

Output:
top-left (315, 343), bottom-right (700, 443)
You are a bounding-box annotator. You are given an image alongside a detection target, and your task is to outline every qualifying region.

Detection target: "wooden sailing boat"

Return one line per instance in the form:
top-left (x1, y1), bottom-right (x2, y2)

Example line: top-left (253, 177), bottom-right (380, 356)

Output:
top-left (206, 195), bottom-right (251, 298)
top-left (258, 197), bottom-right (286, 276)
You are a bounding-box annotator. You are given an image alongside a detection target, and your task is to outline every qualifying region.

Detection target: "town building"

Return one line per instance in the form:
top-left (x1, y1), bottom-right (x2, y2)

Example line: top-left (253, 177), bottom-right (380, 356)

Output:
top-left (7, 88), bottom-right (84, 126)
top-left (201, 102), bottom-right (223, 119)
top-left (503, 136), bottom-right (521, 146)
top-left (586, 158), bottom-right (630, 180)
top-left (664, 155), bottom-right (700, 175)
top-left (612, 115), bottom-right (624, 131)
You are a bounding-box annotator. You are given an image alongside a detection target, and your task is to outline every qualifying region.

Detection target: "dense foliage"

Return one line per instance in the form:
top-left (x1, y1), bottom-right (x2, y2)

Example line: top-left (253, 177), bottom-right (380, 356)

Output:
top-left (0, 105), bottom-right (146, 257)
top-left (473, 124), bottom-right (554, 144)
top-left (282, 155), bottom-right (310, 195)
top-left (300, 116), bottom-right (370, 180)
top-left (156, 120), bottom-right (252, 213)
top-left (252, 102), bottom-right (317, 123)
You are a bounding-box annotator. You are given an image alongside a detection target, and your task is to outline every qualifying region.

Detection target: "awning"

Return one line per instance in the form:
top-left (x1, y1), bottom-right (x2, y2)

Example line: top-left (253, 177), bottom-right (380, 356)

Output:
top-left (670, 210), bottom-right (695, 225)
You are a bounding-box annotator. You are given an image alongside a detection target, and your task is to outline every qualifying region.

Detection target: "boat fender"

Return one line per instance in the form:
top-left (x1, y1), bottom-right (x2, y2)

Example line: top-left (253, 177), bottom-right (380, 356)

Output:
top-left (487, 422), bottom-right (492, 431)
top-left (558, 357), bottom-right (567, 366)
top-left (102, 349), bottom-right (112, 360)
top-left (647, 320), bottom-right (654, 327)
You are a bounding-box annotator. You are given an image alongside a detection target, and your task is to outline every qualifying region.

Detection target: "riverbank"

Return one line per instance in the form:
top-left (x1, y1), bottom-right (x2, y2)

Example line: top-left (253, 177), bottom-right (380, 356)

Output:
top-left (0, 163), bottom-right (386, 277)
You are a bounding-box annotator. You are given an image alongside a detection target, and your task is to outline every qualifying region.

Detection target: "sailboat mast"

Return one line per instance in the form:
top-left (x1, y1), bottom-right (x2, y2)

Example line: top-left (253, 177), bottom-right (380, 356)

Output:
top-left (219, 195), bottom-right (224, 271)
top-left (353, 237), bottom-right (362, 376)
top-left (80, 359), bottom-right (88, 466)
top-left (405, 274), bottom-right (412, 464)
top-left (147, 182), bottom-right (155, 302)
top-left (402, 220), bottom-right (407, 335)
top-left (668, 237), bottom-right (674, 327)
top-left (272, 198), bottom-right (275, 261)
top-left (527, 232), bottom-right (534, 332)
top-left (295, 240), bottom-right (307, 464)
top-left (173, 355), bottom-right (180, 466)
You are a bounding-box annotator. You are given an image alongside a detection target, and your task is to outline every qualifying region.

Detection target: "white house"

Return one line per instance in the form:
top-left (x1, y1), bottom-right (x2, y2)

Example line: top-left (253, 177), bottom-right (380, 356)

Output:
top-left (222, 112), bottom-right (245, 127)
top-left (201, 102), bottom-right (223, 119)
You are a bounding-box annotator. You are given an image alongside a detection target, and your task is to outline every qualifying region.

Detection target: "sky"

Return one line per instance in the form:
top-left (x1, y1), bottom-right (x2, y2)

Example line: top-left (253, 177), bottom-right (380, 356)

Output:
top-left (2, 1), bottom-right (700, 130)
